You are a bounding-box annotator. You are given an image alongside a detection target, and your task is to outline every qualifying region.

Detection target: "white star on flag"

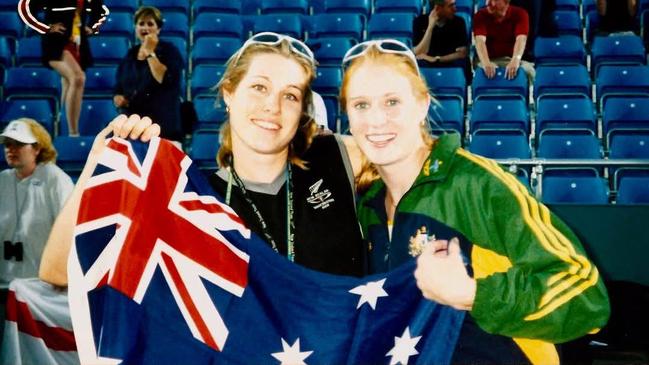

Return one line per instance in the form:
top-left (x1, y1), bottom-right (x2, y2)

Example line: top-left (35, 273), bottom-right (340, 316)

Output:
top-left (386, 327), bottom-right (422, 365)
top-left (349, 278), bottom-right (388, 309)
top-left (271, 338), bottom-right (313, 365)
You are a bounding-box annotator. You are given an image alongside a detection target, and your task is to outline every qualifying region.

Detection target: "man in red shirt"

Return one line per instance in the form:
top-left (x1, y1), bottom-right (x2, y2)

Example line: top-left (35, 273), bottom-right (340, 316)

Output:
top-left (473, 0), bottom-right (535, 80)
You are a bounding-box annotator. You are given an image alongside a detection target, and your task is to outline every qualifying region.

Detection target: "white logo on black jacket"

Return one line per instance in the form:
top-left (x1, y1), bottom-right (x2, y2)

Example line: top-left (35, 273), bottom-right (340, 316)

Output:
top-left (307, 179), bottom-right (334, 210)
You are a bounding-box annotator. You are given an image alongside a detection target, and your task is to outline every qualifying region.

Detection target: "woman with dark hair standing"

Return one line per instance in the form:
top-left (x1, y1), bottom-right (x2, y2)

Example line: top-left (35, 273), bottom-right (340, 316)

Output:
top-left (113, 6), bottom-right (184, 143)
top-left (18, 0), bottom-right (108, 136)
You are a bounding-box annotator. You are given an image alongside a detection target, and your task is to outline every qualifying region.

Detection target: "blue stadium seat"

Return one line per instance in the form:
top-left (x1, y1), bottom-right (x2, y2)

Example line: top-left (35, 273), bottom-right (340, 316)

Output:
top-left (555, 0), bottom-right (580, 11)
top-left (313, 67), bottom-right (342, 96)
top-left (421, 67), bottom-right (467, 103)
top-left (88, 36), bottom-right (130, 65)
top-left (0, 99), bottom-right (56, 135)
top-left (53, 136), bottom-right (95, 180)
top-left (0, 11), bottom-right (24, 40)
top-left (191, 37), bottom-right (242, 66)
top-left (194, 97), bottom-right (227, 131)
top-left (190, 65), bottom-right (225, 99)
top-left (323, 0), bottom-right (371, 18)
top-left (553, 10), bottom-right (582, 37)
top-left (429, 96), bottom-right (464, 135)
top-left (310, 14), bottom-right (364, 42)
top-left (596, 65), bottom-right (649, 104)
top-left (609, 132), bottom-right (649, 160)
top-left (161, 12), bottom-right (189, 39)
top-left (161, 36), bottom-right (187, 67)
top-left (103, 0), bottom-right (138, 13)
top-left (473, 68), bottom-right (528, 102)
top-left (601, 95), bottom-right (649, 146)
top-left (534, 64), bottom-right (591, 101)
top-left (193, 0), bottom-right (241, 15)
top-left (537, 131), bottom-right (603, 160)
top-left (535, 94), bottom-right (597, 136)
top-left (4, 67), bottom-right (60, 102)
top-left (321, 95), bottom-right (339, 131)
top-left (584, 11), bottom-right (600, 45)
top-left (100, 12), bottom-right (133, 38)
top-left (469, 97), bottom-right (529, 135)
top-left (456, 12), bottom-right (472, 40)
top-left (78, 98), bottom-right (117, 136)
top-left (582, 0), bottom-right (597, 16)
top-left (309, 37), bottom-right (353, 66)
top-left (591, 35), bottom-right (646, 75)
top-left (15, 36), bottom-right (42, 66)
top-left (193, 13), bottom-right (244, 41)
top-left (189, 130), bottom-right (220, 172)
top-left (373, 0), bottom-right (422, 15)
top-left (260, 0), bottom-right (309, 15)
top-left (542, 175), bottom-right (609, 204)
top-left (0, 37), bottom-right (11, 68)
top-left (454, 0), bottom-right (474, 15)
top-left (617, 176), bottom-right (649, 204)
top-left (140, 0), bottom-right (190, 15)
top-left (468, 130), bottom-right (531, 159)
top-left (243, 0), bottom-right (262, 15)
top-left (252, 15), bottom-right (303, 39)
top-left (533, 36), bottom-right (586, 65)
top-left (84, 66), bottom-right (117, 98)
top-left (367, 13), bottom-right (414, 40)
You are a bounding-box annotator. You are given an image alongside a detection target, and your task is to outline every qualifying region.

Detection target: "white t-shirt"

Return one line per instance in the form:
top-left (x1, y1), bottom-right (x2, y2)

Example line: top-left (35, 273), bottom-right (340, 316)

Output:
top-left (0, 163), bottom-right (73, 286)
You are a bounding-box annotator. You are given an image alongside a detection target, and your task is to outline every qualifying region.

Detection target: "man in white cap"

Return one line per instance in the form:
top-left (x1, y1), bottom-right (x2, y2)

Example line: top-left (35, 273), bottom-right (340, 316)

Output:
top-left (0, 118), bottom-right (73, 286)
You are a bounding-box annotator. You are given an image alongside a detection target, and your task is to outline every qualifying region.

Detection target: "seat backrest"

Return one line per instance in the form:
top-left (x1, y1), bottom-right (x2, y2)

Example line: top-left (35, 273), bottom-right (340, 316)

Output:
top-left (533, 35), bottom-right (586, 66)
top-left (259, 0), bottom-right (309, 15)
top-left (4, 67), bottom-right (61, 99)
top-left (602, 95), bottom-right (649, 138)
top-left (189, 130), bottom-right (220, 171)
top-left (16, 36), bottom-right (42, 66)
top-left (323, 0), bottom-right (371, 17)
top-left (193, 13), bottom-right (244, 40)
top-left (103, 0), bottom-right (138, 13)
top-left (0, 99), bottom-right (55, 135)
top-left (252, 15), bottom-right (303, 39)
top-left (609, 132), bottom-right (649, 159)
top-left (190, 65), bottom-right (225, 99)
top-left (542, 175), bottom-right (609, 204)
top-left (537, 131), bottom-right (603, 159)
top-left (596, 65), bottom-right (649, 103)
top-left (313, 67), bottom-right (342, 96)
top-left (534, 64), bottom-right (591, 100)
top-left (78, 98), bottom-right (118, 136)
top-left (468, 131), bottom-right (531, 159)
top-left (85, 66), bottom-right (118, 97)
top-left (309, 37), bottom-right (353, 66)
top-left (553, 10), bottom-right (582, 37)
top-left (191, 37), bottom-right (242, 66)
top-left (617, 176), bottom-right (649, 204)
top-left (193, 97), bottom-right (227, 130)
top-left (374, 0), bottom-right (422, 15)
top-left (421, 67), bottom-right (466, 102)
top-left (473, 67), bottom-right (528, 102)
top-left (536, 95), bottom-right (596, 135)
top-left (141, 0), bottom-right (190, 14)
top-left (367, 13), bottom-right (414, 39)
top-left (100, 12), bottom-right (133, 38)
top-left (161, 12), bottom-right (189, 38)
top-left (429, 96), bottom-right (464, 135)
top-left (88, 36), bottom-right (130, 65)
top-left (469, 97), bottom-right (529, 134)
top-left (311, 14), bottom-right (363, 41)
top-left (591, 35), bottom-right (646, 75)
top-left (193, 0), bottom-right (241, 15)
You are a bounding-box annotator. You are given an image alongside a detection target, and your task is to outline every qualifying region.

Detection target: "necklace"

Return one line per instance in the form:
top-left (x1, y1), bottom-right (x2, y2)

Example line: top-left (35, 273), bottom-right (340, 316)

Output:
top-left (225, 162), bottom-right (295, 262)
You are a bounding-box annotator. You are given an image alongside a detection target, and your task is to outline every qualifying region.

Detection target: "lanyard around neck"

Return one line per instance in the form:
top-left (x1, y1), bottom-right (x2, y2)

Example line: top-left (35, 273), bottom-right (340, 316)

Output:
top-left (225, 163), bottom-right (295, 262)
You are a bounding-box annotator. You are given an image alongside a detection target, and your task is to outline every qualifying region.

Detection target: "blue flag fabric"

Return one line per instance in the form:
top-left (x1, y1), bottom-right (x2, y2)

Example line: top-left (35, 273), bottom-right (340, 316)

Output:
top-left (67, 138), bottom-right (465, 365)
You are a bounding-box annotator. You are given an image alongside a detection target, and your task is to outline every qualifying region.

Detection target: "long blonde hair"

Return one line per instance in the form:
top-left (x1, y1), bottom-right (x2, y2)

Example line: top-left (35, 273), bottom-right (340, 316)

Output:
top-left (339, 47), bottom-right (436, 192)
top-left (215, 41), bottom-right (318, 170)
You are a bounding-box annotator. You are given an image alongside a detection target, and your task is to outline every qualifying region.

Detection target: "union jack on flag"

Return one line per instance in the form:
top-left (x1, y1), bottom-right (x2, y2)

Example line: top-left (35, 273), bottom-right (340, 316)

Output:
top-left (67, 138), bottom-right (465, 364)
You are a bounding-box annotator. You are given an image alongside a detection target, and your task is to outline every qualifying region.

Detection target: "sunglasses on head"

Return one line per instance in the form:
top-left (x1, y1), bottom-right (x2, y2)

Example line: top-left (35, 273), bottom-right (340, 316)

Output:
top-left (232, 32), bottom-right (315, 66)
top-left (342, 39), bottom-right (420, 74)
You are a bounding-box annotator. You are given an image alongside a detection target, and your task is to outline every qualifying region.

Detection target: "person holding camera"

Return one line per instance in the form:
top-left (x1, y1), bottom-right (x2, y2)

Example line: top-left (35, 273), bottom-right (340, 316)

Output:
top-left (0, 119), bottom-right (73, 286)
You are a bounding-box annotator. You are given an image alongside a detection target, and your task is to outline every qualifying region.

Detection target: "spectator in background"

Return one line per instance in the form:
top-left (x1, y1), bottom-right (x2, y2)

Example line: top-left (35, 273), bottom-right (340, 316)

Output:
top-left (0, 119), bottom-right (73, 286)
top-left (113, 6), bottom-right (184, 143)
top-left (473, 0), bottom-right (535, 80)
top-left (18, 0), bottom-right (108, 136)
top-left (413, 0), bottom-right (471, 82)
top-left (597, 0), bottom-right (639, 35)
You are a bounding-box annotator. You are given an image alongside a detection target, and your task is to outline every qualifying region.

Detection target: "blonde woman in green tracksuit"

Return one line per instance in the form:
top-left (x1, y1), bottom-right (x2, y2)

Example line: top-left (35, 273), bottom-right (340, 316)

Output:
top-left (339, 39), bottom-right (610, 365)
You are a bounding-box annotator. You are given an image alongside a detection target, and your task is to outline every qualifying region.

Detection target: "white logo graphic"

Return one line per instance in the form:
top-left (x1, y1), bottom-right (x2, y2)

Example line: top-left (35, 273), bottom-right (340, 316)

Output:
top-left (306, 179), bottom-right (334, 210)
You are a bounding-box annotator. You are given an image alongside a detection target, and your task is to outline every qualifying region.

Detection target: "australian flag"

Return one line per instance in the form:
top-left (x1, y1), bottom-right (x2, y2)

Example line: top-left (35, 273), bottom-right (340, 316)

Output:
top-left (67, 137), bottom-right (465, 365)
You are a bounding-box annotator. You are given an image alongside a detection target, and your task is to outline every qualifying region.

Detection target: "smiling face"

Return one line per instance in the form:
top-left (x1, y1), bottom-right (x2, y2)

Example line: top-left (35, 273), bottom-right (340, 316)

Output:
top-left (222, 53), bottom-right (308, 163)
top-left (135, 15), bottom-right (160, 42)
top-left (344, 60), bottom-right (429, 169)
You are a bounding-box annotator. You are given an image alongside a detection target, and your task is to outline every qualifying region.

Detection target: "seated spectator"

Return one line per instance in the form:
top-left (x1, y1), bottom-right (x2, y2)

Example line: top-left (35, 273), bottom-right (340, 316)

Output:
top-left (0, 118), bottom-right (74, 285)
top-left (413, 0), bottom-right (471, 82)
top-left (113, 6), bottom-right (184, 143)
top-left (473, 0), bottom-right (535, 81)
top-left (597, 0), bottom-right (638, 35)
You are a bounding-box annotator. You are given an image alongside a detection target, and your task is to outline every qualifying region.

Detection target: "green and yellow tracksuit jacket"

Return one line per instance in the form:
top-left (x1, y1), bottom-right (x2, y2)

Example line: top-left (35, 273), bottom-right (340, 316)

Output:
top-left (357, 133), bottom-right (610, 364)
